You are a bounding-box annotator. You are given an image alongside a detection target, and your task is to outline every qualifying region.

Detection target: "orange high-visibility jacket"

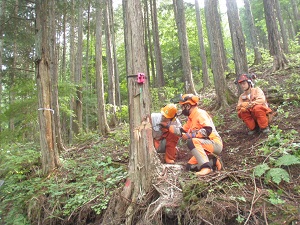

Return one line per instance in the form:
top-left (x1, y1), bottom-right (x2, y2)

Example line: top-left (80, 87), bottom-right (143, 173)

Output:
top-left (236, 87), bottom-right (269, 110)
top-left (182, 107), bottom-right (223, 146)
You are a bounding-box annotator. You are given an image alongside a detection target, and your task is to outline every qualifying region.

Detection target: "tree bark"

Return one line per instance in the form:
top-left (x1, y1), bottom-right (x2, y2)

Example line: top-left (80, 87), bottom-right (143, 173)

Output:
top-left (104, 0), bottom-right (117, 127)
top-left (173, 0), bottom-right (197, 94)
top-left (10, 0), bottom-right (18, 131)
top-left (290, 0), bottom-right (300, 43)
top-left (74, 0), bottom-right (83, 134)
top-left (0, 0), bottom-right (4, 132)
top-left (263, 0), bottom-right (288, 72)
top-left (215, 0), bottom-right (228, 71)
top-left (35, 0), bottom-right (61, 175)
top-left (108, 0), bottom-right (121, 106)
top-left (102, 0), bottom-right (155, 224)
top-left (195, 0), bottom-right (210, 89)
top-left (85, 0), bottom-right (91, 131)
top-left (95, 0), bottom-right (110, 135)
top-left (226, 0), bottom-right (248, 95)
top-left (145, 0), bottom-right (155, 87)
top-left (205, 0), bottom-right (234, 108)
top-left (243, 0), bottom-right (262, 65)
top-left (152, 0), bottom-right (165, 87)
top-left (60, 2), bottom-right (68, 141)
top-left (274, 0), bottom-right (289, 53)
top-left (49, 0), bottom-right (65, 152)
top-left (69, 0), bottom-right (75, 143)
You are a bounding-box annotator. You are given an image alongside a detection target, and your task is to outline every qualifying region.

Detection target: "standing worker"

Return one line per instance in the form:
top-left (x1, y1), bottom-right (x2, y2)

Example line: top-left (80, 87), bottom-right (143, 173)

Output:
top-left (151, 104), bottom-right (181, 164)
top-left (168, 94), bottom-right (223, 176)
top-left (236, 74), bottom-right (272, 135)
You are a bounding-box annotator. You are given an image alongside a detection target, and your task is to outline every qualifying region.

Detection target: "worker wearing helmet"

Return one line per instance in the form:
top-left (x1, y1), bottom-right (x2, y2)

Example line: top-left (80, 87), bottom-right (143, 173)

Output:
top-left (236, 74), bottom-right (272, 135)
top-left (168, 94), bottom-right (223, 176)
top-left (151, 104), bottom-right (181, 164)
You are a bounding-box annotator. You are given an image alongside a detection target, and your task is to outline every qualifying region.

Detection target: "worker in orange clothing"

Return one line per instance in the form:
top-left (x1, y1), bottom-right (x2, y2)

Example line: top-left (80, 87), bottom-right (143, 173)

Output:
top-left (236, 74), bottom-right (273, 135)
top-left (151, 104), bottom-right (181, 164)
top-left (168, 94), bottom-right (223, 176)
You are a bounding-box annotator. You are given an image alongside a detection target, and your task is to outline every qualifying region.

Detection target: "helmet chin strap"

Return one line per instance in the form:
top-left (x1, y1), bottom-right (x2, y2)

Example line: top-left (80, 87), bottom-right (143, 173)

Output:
top-left (245, 82), bottom-right (251, 91)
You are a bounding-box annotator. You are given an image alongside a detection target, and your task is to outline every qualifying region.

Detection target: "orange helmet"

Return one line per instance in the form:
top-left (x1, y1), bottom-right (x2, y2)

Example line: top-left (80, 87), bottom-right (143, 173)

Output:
top-left (178, 94), bottom-right (199, 106)
top-left (161, 104), bottom-right (177, 119)
top-left (237, 74), bottom-right (256, 86)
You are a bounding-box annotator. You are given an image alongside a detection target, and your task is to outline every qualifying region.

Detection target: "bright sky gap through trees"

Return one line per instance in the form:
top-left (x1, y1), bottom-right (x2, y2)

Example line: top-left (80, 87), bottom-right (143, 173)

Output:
top-left (113, 0), bottom-right (245, 11)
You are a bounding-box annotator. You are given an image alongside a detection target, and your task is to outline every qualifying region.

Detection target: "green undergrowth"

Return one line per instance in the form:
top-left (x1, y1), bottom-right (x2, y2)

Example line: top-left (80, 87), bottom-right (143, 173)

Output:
top-left (0, 132), bottom-right (129, 225)
top-left (254, 125), bottom-right (300, 185)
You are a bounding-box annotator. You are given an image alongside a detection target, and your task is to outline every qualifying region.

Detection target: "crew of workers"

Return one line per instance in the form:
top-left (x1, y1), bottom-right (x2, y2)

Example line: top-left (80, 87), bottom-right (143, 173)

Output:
top-left (151, 73), bottom-right (272, 176)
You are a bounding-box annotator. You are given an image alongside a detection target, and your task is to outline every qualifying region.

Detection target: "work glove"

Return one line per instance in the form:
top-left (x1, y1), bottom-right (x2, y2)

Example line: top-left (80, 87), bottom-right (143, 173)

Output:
top-left (237, 102), bottom-right (250, 112)
top-left (181, 132), bottom-right (195, 140)
top-left (246, 102), bottom-right (255, 109)
top-left (159, 121), bottom-right (170, 133)
top-left (241, 102), bottom-right (249, 108)
top-left (182, 128), bottom-right (208, 140)
top-left (168, 125), bottom-right (182, 136)
top-left (240, 107), bottom-right (248, 112)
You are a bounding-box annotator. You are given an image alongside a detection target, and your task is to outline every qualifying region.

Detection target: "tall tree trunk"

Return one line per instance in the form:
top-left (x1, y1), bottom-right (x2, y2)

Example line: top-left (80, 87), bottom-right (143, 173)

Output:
top-left (102, 0), bottom-right (155, 224)
top-left (152, 0), bottom-right (165, 87)
top-left (290, 0), bottom-right (300, 43)
top-left (195, 0), bottom-right (210, 88)
top-left (85, 0), bottom-right (91, 131)
top-left (10, 0), bottom-right (18, 131)
top-left (0, 0), bottom-right (4, 132)
top-left (215, 0), bottom-right (228, 71)
top-left (243, 0), bottom-right (262, 65)
top-left (263, 0), bottom-right (288, 72)
top-left (109, 0), bottom-right (121, 106)
top-left (205, 0), bottom-right (234, 108)
top-left (274, 0), bottom-right (289, 53)
top-left (60, 2), bottom-right (67, 141)
top-left (49, 0), bottom-right (65, 153)
top-left (35, 0), bottom-right (60, 175)
top-left (69, 0), bottom-right (75, 142)
top-left (145, 0), bottom-right (155, 86)
top-left (74, 0), bottom-right (83, 134)
top-left (95, 0), bottom-right (110, 135)
top-left (226, 0), bottom-right (248, 95)
top-left (104, 0), bottom-right (117, 127)
top-left (173, 0), bottom-right (197, 94)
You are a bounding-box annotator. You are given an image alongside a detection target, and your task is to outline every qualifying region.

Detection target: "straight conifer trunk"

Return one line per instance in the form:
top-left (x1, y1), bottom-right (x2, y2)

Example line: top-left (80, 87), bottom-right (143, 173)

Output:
top-left (173, 0), bottom-right (197, 94)
top-left (35, 0), bottom-right (60, 175)
top-left (102, 0), bottom-right (155, 224)
top-left (226, 0), bottom-right (248, 95)
top-left (263, 0), bottom-right (288, 71)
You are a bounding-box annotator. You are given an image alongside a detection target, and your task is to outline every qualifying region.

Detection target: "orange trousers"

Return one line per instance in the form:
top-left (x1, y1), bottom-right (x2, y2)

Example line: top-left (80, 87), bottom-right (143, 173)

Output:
top-left (154, 132), bottom-right (179, 161)
top-left (238, 104), bottom-right (272, 130)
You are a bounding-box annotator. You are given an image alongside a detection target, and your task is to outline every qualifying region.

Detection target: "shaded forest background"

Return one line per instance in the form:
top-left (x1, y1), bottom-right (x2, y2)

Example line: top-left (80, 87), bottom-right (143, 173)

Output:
top-left (0, 0), bottom-right (300, 224)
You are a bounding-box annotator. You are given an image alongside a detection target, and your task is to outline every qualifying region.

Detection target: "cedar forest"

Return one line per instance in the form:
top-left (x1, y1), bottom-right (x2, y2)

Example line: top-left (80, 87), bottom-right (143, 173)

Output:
top-left (0, 0), bottom-right (299, 225)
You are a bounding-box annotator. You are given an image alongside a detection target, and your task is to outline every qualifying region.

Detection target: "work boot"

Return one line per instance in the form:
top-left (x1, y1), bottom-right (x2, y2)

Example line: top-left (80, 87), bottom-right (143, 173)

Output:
top-left (261, 127), bottom-right (270, 134)
top-left (248, 127), bottom-right (259, 135)
top-left (248, 129), bottom-right (258, 135)
top-left (195, 168), bottom-right (212, 176)
top-left (215, 159), bottom-right (222, 171)
top-left (165, 158), bottom-right (175, 164)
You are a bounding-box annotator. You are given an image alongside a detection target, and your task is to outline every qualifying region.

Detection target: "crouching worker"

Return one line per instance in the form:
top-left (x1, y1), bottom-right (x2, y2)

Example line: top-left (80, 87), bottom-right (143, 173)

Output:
top-left (236, 74), bottom-right (273, 135)
top-left (151, 104), bottom-right (181, 164)
top-left (168, 94), bottom-right (223, 176)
